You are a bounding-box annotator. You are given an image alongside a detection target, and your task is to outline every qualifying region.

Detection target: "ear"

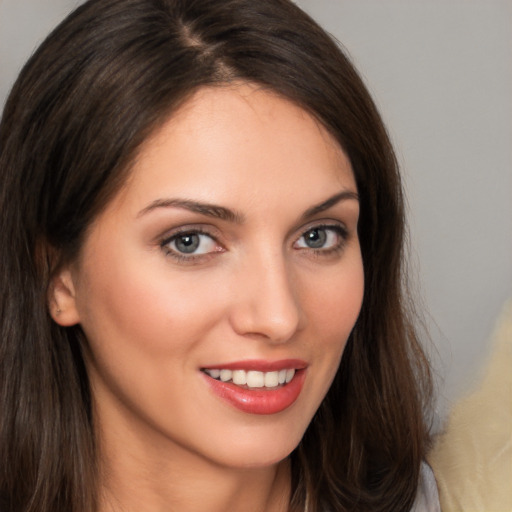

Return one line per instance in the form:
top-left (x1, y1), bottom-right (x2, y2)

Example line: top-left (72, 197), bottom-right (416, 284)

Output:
top-left (48, 267), bottom-right (81, 326)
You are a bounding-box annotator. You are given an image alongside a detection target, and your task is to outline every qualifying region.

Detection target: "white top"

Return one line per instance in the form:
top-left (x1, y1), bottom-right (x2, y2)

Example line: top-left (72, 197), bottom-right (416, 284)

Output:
top-left (410, 462), bottom-right (441, 512)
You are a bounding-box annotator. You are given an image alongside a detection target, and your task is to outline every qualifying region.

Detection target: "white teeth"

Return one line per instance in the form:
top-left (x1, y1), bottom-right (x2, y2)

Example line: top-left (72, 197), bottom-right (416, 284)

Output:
top-left (285, 369), bottom-right (295, 383)
top-left (264, 371), bottom-right (279, 387)
top-left (232, 370), bottom-right (247, 385)
top-left (204, 368), bottom-right (297, 387)
top-left (246, 371), bottom-right (264, 388)
top-left (208, 369), bottom-right (221, 379)
top-left (219, 369), bottom-right (232, 382)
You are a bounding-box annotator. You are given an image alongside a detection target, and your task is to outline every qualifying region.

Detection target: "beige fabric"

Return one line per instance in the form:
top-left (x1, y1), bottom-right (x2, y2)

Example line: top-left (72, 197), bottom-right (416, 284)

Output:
top-left (428, 300), bottom-right (512, 512)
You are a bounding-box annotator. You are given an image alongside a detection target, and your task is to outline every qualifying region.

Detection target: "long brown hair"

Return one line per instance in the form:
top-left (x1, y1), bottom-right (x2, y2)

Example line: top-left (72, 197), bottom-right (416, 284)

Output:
top-left (0, 1), bottom-right (433, 510)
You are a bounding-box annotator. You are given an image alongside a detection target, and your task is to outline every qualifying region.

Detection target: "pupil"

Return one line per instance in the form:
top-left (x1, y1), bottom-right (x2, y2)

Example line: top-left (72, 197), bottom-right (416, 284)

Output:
top-left (176, 234), bottom-right (199, 253)
top-left (306, 228), bottom-right (326, 248)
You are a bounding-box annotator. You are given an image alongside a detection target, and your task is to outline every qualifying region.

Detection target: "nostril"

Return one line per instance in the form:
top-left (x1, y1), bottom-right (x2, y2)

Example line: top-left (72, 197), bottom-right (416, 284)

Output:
top-left (228, 298), bottom-right (302, 343)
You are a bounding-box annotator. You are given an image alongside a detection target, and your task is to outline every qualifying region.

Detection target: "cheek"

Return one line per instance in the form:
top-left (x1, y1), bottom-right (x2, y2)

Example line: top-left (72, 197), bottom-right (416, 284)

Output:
top-left (305, 255), bottom-right (364, 378)
top-left (291, 255), bottom-right (364, 417)
top-left (74, 256), bottom-right (230, 415)
top-left (305, 257), bottom-right (364, 342)
top-left (76, 249), bottom-right (225, 358)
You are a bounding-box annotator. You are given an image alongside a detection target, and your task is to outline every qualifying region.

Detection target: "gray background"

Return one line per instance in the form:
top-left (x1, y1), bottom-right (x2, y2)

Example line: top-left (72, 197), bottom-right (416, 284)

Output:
top-left (1, 0), bottom-right (511, 423)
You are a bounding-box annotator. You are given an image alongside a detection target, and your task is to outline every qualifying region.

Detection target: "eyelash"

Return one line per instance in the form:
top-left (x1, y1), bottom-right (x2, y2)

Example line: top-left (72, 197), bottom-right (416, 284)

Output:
top-left (159, 223), bottom-right (349, 264)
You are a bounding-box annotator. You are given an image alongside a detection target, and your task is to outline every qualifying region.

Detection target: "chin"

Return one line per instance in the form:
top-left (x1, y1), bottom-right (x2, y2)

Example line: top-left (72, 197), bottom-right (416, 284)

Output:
top-left (198, 420), bottom-right (307, 470)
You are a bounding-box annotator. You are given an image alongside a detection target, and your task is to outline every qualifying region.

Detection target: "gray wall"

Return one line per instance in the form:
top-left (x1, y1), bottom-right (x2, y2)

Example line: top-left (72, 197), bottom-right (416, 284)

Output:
top-left (1, 0), bottom-right (511, 421)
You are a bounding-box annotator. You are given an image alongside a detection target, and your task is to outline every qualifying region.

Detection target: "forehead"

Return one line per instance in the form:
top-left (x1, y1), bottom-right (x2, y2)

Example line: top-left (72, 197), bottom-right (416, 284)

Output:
top-left (115, 83), bottom-right (356, 213)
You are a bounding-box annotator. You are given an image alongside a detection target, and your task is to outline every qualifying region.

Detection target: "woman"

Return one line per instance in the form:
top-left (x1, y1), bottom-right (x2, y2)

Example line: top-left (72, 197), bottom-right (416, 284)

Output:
top-left (0, 0), bottom-right (436, 511)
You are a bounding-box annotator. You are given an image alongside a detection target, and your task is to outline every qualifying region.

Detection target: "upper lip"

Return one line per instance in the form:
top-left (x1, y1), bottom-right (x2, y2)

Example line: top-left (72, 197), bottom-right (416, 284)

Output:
top-left (201, 359), bottom-right (307, 372)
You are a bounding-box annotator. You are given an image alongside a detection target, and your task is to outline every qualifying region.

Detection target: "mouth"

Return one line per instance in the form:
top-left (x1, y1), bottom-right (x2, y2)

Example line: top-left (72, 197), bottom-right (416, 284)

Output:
top-left (201, 368), bottom-right (296, 389)
top-left (200, 360), bottom-right (307, 415)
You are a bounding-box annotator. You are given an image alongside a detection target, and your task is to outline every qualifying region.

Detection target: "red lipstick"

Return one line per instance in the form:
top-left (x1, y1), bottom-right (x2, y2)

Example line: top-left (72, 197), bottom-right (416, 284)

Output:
top-left (202, 358), bottom-right (307, 372)
top-left (201, 359), bottom-right (307, 415)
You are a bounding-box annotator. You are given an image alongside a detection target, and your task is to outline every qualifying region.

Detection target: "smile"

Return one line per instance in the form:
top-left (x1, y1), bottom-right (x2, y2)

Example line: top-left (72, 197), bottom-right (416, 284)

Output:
top-left (201, 360), bottom-right (307, 415)
top-left (202, 368), bottom-right (296, 388)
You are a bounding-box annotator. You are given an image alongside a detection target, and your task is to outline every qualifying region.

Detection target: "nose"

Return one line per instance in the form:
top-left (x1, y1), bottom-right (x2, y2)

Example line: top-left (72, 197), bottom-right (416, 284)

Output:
top-left (228, 251), bottom-right (303, 343)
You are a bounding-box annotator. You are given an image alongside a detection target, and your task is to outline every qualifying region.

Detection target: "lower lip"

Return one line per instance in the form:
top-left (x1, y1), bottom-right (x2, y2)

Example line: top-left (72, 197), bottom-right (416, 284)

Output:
top-left (202, 370), bottom-right (306, 415)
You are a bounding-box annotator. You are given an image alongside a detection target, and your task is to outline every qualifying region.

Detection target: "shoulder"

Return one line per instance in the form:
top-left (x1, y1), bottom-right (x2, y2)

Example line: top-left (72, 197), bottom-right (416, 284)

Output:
top-left (410, 462), bottom-right (441, 512)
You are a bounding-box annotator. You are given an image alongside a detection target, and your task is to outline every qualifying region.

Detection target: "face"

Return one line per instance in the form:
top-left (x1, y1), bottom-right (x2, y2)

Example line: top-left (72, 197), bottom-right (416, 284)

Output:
top-left (54, 84), bottom-right (364, 470)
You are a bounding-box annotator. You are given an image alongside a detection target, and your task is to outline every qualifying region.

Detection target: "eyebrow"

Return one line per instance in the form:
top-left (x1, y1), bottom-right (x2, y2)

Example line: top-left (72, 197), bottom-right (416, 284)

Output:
top-left (300, 190), bottom-right (359, 220)
top-left (137, 198), bottom-right (245, 223)
top-left (137, 190), bottom-right (359, 223)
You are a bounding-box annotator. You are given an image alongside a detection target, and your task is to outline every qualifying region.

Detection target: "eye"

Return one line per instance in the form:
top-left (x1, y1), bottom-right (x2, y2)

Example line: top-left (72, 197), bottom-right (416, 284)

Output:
top-left (294, 225), bottom-right (346, 250)
top-left (162, 230), bottom-right (220, 257)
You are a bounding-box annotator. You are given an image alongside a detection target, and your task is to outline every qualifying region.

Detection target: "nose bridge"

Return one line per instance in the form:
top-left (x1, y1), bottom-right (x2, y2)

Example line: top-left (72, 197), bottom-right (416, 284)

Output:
top-left (230, 246), bottom-right (302, 343)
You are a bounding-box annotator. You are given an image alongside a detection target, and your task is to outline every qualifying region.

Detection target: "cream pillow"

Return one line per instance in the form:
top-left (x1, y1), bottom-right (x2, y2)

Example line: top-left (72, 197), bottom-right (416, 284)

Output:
top-left (428, 300), bottom-right (512, 511)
